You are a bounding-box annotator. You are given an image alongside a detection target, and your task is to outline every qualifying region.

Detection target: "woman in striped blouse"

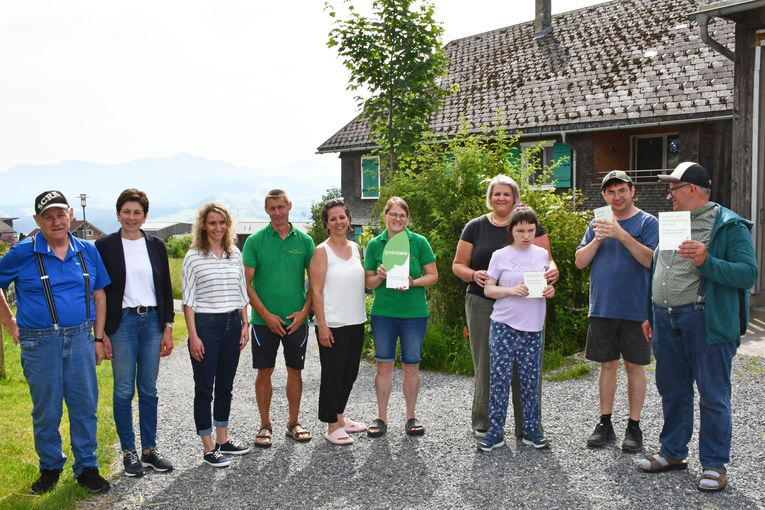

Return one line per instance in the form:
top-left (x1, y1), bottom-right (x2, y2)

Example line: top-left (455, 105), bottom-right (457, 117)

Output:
top-left (182, 203), bottom-right (250, 467)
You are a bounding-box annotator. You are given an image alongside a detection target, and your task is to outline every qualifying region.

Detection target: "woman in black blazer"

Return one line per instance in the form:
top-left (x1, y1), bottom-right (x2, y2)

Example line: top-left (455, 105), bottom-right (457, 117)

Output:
top-left (95, 189), bottom-right (175, 478)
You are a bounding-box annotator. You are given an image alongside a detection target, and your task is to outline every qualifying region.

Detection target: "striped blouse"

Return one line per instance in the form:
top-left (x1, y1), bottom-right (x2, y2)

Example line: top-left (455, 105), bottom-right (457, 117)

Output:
top-left (181, 247), bottom-right (249, 313)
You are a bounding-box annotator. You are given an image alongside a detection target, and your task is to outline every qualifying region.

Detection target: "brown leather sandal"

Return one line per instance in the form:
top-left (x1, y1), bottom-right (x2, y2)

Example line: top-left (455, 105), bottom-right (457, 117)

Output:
top-left (286, 421), bottom-right (312, 442)
top-left (254, 424), bottom-right (272, 448)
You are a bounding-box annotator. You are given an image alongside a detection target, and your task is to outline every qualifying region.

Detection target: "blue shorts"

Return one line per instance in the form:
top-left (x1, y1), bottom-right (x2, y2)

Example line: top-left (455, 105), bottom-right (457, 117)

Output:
top-left (370, 315), bottom-right (428, 365)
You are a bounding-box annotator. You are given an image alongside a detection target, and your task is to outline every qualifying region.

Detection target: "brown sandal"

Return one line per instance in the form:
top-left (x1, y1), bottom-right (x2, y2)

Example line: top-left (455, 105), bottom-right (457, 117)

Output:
top-left (255, 424), bottom-right (272, 448)
top-left (698, 468), bottom-right (727, 492)
top-left (638, 452), bottom-right (688, 473)
top-left (286, 421), bottom-right (312, 442)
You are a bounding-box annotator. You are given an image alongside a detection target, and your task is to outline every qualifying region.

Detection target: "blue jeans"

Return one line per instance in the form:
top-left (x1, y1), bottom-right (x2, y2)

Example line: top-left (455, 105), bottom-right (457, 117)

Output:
top-left (370, 315), bottom-right (428, 364)
top-left (109, 309), bottom-right (162, 452)
top-left (18, 321), bottom-right (99, 477)
top-left (190, 311), bottom-right (242, 436)
top-left (652, 303), bottom-right (738, 469)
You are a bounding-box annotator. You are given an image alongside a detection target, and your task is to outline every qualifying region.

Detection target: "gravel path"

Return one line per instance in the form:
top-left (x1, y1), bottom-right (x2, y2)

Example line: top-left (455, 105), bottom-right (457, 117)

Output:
top-left (88, 329), bottom-right (765, 510)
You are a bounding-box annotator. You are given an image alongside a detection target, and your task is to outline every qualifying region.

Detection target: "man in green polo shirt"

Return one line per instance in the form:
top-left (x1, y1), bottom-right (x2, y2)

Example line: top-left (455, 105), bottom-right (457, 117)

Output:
top-left (243, 189), bottom-right (315, 447)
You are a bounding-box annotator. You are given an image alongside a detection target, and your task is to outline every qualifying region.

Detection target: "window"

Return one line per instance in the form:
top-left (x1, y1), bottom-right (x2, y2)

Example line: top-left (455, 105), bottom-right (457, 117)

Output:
top-left (361, 156), bottom-right (380, 199)
top-left (630, 133), bottom-right (679, 177)
top-left (85, 230), bottom-right (93, 237)
top-left (514, 141), bottom-right (571, 188)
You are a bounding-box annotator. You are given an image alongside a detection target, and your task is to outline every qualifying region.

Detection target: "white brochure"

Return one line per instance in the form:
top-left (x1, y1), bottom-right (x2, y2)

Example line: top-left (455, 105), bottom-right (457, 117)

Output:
top-left (659, 211), bottom-right (691, 251)
top-left (523, 271), bottom-right (546, 298)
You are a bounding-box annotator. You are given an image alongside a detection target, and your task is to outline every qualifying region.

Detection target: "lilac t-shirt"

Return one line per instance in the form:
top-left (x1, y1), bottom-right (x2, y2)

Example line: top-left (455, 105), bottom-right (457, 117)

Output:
top-left (487, 244), bottom-right (549, 332)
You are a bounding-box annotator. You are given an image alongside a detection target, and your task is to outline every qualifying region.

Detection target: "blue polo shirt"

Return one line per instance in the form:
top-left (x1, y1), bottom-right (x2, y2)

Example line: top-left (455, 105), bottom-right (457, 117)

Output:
top-left (0, 232), bottom-right (110, 328)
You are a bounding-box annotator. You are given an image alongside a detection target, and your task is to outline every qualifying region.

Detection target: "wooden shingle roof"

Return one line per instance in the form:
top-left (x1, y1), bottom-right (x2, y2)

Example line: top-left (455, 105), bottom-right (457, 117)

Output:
top-left (318, 0), bottom-right (734, 153)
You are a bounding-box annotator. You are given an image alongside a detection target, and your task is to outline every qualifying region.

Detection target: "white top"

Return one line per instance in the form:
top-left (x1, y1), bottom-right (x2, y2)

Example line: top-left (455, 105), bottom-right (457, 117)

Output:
top-left (182, 247), bottom-right (249, 314)
top-left (121, 237), bottom-right (157, 308)
top-left (487, 245), bottom-right (549, 332)
top-left (321, 241), bottom-right (366, 328)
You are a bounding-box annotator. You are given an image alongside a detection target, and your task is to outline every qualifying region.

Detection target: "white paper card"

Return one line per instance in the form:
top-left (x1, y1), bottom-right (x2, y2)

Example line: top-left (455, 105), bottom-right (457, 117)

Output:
top-left (524, 271), bottom-right (546, 298)
top-left (386, 256), bottom-right (410, 289)
top-left (659, 211), bottom-right (692, 251)
top-left (593, 205), bottom-right (613, 222)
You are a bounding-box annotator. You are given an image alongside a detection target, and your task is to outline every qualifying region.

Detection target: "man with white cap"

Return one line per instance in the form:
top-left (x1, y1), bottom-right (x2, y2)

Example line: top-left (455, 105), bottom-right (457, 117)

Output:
top-left (0, 191), bottom-right (111, 494)
top-left (576, 170), bottom-right (658, 453)
top-left (638, 163), bottom-right (757, 493)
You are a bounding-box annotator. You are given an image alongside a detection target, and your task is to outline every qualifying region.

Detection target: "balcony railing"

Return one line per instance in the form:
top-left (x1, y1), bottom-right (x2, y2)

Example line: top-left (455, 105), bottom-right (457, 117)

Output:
top-left (595, 168), bottom-right (670, 185)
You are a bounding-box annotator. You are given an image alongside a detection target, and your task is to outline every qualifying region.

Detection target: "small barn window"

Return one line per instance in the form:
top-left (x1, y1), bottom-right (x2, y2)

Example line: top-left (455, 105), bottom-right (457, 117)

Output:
top-left (630, 133), bottom-right (679, 179)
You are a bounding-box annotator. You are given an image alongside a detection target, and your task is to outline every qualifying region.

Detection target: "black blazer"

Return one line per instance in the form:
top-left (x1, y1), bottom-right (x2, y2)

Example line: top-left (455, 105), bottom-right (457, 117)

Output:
top-left (96, 231), bottom-right (174, 335)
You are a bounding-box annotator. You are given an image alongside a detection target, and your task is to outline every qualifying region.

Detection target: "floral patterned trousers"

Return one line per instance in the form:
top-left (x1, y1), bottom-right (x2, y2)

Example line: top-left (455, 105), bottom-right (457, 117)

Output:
top-left (487, 320), bottom-right (543, 439)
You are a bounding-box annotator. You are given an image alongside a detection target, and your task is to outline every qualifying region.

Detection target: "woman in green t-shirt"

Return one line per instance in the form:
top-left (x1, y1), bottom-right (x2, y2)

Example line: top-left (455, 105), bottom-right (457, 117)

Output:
top-left (363, 197), bottom-right (438, 437)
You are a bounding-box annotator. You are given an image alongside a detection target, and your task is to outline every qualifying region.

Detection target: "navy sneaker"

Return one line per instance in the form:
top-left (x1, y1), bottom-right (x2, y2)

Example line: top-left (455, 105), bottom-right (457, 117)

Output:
top-left (30, 469), bottom-right (60, 494)
top-left (76, 467), bottom-right (111, 493)
top-left (522, 431), bottom-right (551, 449)
top-left (123, 450), bottom-right (145, 477)
top-left (476, 435), bottom-right (505, 452)
top-left (215, 440), bottom-right (250, 456)
top-left (203, 450), bottom-right (231, 468)
top-left (141, 448), bottom-right (174, 472)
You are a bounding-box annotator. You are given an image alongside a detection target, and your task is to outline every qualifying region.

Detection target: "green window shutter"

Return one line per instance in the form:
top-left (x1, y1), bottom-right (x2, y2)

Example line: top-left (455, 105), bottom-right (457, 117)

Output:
top-left (552, 142), bottom-right (572, 188)
top-left (507, 146), bottom-right (521, 164)
top-left (361, 157), bottom-right (380, 198)
top-left (353, 226), bottom-right (362, 244)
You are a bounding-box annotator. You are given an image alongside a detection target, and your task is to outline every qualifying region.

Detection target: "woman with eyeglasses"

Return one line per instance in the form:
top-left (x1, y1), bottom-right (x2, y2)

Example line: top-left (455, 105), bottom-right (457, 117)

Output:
top-left (364, 196), bottom-right (438, 437)
top-left (452, 174), bottom-right (558, 439)
top-left (308, 198), bottom-right (367, 445)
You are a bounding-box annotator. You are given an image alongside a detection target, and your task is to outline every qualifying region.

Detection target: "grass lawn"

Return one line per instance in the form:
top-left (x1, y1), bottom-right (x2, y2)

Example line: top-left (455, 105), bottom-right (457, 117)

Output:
top-left (0, 313), bottom-right (187, 509)
top-left (169, 258), bottom-right (183, 300)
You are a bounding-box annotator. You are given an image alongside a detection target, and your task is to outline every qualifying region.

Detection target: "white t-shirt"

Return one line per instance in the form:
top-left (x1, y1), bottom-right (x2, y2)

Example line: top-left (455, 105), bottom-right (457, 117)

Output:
top-left (121, 237), bottom-right (158, 308)
top-left (320, 241), bottom-right (366, 328)
top-left (487, 244), bottom-right (549, 332)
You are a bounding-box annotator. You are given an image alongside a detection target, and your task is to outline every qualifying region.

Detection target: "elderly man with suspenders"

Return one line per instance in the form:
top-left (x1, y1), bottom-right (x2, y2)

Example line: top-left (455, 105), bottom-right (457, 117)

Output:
top-left (0, 191), bottom-right (111, 494)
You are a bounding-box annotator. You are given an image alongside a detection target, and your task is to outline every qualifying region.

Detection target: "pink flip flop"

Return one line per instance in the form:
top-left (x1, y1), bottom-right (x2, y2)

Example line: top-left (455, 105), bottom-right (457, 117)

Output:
top-left (343, 419), bottom-right (367, 433)
top-left (324, 428), bottom-right (354, 445)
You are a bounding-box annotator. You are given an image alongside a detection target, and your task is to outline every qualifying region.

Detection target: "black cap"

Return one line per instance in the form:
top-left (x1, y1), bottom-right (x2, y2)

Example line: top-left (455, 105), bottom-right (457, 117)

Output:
top-left (601, 170), bottom-right (633, 191)
top-left (34, 191), bottom-right (70, 215)
top-left (657, 162), bottom-right (711, 188)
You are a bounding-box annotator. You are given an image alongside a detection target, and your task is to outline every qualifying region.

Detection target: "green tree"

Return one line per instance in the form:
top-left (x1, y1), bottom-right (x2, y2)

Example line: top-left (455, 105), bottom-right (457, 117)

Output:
top-left (165, 234), bottom-right (192, 259)
top-left (308, 186), bottom-right (343, 246)
top-left (326, 0), bottom-right (448, 170)
top-left (372, 125), bottom-right (592, 373)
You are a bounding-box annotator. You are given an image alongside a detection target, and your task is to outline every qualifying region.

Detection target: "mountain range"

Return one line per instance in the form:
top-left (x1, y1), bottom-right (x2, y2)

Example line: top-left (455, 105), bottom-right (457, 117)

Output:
top-left (0, 154), bottom-right (339, 235)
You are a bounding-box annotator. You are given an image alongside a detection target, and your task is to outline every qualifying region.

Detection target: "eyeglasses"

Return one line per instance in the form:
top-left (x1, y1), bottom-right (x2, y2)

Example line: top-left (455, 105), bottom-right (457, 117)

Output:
top-left (603, 187), bottom-right (631, 198)
top-left (667, 183), bottom-right (691, 197)
top-left (323, 197), bottom-right (345, 206)
top-left (386, 212), bottom-right (408, 220)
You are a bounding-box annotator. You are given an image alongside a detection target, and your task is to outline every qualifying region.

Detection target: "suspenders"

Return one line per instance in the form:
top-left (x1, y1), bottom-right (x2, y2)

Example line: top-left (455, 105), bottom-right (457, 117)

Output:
top-left (31, 235), bottom-right (91, 329)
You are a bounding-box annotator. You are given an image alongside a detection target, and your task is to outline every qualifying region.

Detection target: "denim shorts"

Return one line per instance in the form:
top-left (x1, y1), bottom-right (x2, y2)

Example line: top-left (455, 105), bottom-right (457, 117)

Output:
top-left (370, 315), bottom-right (428, 364)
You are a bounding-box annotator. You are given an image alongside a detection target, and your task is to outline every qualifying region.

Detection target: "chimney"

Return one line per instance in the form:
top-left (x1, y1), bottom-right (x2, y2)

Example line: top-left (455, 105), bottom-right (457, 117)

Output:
top-left (534, 0), bottom-right (553, 39)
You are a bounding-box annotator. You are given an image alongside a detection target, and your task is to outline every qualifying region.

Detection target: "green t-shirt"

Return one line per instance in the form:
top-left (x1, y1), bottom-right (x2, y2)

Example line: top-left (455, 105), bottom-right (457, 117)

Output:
top-left (364, 228), bottom-right (436, 318)
top-left (242, 224), bottom-right (315, 326)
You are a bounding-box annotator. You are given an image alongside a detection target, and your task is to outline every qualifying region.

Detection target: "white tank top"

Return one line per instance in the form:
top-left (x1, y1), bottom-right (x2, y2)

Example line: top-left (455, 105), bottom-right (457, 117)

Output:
top-left (320, 241), bottom-right (366, 328)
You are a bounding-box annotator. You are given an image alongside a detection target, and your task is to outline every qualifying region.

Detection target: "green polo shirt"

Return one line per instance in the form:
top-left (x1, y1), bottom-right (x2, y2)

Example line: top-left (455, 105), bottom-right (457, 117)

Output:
top-left (364, 228), bottom-right (436, 318)
top-left (242, 223), bottom-right (315, 326)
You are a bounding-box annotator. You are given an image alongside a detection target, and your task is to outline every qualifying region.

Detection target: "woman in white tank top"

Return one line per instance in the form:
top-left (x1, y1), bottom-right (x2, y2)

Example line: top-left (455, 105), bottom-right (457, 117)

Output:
top-left (308, 198), bottom-right (367, 445)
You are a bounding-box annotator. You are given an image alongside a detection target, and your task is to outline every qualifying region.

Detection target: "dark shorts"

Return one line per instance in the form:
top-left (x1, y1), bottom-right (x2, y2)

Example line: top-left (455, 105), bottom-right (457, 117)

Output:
top-left (251, 323), bottom-right (309, 370)
top-left (585, 317), bottom-right (651, 365)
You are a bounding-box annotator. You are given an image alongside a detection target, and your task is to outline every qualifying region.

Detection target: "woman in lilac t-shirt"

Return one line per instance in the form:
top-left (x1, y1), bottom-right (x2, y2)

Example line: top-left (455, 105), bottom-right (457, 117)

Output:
top-left (477, 206), bottom-right (555, 452)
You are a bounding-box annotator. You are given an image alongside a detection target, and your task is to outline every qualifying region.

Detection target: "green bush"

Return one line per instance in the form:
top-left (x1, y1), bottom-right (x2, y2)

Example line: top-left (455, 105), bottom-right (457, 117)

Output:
top-left (372, 125), bottom-right (592, 372)
top-left (165, 234), bottom-right (192, 259)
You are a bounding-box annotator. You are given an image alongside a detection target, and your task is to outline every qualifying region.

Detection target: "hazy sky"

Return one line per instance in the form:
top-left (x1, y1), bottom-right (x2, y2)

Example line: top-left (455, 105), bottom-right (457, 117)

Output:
top-left (0, 0), bottom-right (604, 176)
